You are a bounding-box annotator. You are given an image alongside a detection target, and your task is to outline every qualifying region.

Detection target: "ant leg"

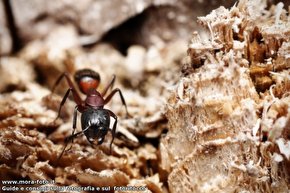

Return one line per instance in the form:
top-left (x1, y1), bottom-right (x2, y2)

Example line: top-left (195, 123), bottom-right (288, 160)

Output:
top-left (52, 73), bottom-right (83, 122)
top-left (52, 72), bottom-right (83, 106)
top-left (101, 74), bottom-right (116, 96)
top-left (104, 88), bottom-right (130, 117)
top-left (65, 130), bottom-right (85, 143)
top-left (54, 88), bottom-right (71, 121)
top-left (57, 142), bottom-right (69, 162)
top-left (64, 125), bottom-right (92, 148)
top-left (107, 109), bottom-right (118, 154)
top-left (66, 106), bottom-right (78, 151)
top-left (57, 132), bottom-right (80, 162)
top-left (57, 106), bottom-right (78, 161)
top-left (57, 124), bottom-right (91, 161)
top-left (52, 73), bottom-right (67, 93)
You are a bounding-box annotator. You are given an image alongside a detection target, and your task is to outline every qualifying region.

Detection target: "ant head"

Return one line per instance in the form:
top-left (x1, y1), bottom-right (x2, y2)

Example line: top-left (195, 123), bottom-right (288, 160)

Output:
top-left (74, 69), bottom-right (100, 94)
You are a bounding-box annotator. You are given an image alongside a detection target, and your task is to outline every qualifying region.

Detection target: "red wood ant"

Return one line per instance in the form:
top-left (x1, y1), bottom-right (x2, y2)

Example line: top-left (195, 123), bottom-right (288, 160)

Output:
top-left (52, 69), bottom-right (129, 159)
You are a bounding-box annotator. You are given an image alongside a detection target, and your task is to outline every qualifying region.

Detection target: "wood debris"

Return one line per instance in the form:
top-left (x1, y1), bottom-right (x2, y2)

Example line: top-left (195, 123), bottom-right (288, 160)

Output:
top-left (161, 0), bottom-right (290, 192)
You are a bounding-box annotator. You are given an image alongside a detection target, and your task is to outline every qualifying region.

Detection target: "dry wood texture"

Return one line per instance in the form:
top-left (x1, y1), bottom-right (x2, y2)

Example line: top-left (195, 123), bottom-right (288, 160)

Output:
top-left (161, 0), bottom-right (290, 192)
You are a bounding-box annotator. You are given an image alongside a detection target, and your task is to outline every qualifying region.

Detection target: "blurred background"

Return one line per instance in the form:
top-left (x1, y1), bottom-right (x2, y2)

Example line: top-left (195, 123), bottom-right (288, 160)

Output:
top-left (0, 0), bottom-right (271, 55)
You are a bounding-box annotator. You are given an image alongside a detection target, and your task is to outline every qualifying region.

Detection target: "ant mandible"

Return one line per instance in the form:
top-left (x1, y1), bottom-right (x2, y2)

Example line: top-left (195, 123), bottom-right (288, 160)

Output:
top-left (52, 69), bottom-right (129, 159)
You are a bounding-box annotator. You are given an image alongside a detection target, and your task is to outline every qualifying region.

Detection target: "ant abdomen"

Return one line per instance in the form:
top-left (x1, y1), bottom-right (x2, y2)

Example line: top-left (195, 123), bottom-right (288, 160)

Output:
top-left (74, 69), bottom-right (101, 94)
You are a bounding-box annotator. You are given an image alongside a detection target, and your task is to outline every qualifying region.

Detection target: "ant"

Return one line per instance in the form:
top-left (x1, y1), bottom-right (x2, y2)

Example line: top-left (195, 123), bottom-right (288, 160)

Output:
top-left (52, 69), bottom-right (129, 160)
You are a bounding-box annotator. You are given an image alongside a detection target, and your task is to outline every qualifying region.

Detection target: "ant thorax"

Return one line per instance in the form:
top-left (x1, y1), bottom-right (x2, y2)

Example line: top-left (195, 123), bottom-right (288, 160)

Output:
top-left (84, 89), bottom-right (105, 108)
